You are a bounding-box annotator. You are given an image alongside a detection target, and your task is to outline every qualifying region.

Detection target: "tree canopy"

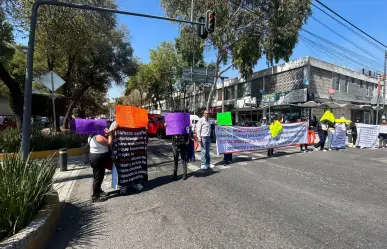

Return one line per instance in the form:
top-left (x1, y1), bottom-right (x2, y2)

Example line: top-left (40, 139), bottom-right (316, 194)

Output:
top-left (0, 0), bottom-right (138, 128)
top-left (161, 0), bottom-right (312, 110)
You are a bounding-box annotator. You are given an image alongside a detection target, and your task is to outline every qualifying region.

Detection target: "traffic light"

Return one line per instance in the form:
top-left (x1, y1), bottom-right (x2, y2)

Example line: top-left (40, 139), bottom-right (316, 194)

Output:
top-left (197, 16), bottom-right (208, 39)
top-left (205, 10), bottom-right (215, 33)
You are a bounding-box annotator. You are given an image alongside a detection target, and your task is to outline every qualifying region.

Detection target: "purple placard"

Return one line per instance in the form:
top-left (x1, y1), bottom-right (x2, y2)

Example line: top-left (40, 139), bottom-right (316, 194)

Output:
top-left (70, 119), bottom-right (107, 135)
top-left (165, 113), bottom-right (190, 135)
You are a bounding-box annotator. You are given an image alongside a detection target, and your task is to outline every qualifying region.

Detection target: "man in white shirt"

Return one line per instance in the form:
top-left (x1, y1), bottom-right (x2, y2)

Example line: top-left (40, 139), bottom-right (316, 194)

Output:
top-left (196, 110), bottom-right (211, 169)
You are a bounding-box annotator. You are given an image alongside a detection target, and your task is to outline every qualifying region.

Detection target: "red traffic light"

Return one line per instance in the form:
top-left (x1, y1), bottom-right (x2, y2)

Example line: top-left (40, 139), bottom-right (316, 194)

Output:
top-left (205, 10), bottom-right (216, 34)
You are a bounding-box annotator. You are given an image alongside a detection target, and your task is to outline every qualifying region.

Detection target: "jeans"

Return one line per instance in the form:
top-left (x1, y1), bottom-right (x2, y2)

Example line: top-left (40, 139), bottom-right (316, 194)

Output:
top-left (200, 136), bottom-right (211, 166)
top-left (325, 129), bottom-right (334, 149)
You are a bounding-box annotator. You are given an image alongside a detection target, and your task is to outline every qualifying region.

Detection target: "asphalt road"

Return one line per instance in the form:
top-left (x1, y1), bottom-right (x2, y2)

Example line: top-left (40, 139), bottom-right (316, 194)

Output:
top-left (47, 140), bottom-right (387, 249)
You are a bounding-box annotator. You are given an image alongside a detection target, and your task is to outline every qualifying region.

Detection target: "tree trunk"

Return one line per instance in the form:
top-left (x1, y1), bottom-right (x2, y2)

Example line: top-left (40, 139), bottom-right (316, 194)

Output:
top-left (0, 62), bottom-right (24, 127)
top-left (62, 85), bottom-right (91, 129)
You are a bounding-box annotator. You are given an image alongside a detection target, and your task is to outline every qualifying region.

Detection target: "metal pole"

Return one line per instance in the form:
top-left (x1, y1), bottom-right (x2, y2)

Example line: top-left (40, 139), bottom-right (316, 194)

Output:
top-left (41, 0), bottom-right (204, 25)
top-left (268, 101), bottom-right (271, 122)
top-left (221, 77), bottom-right (225, 112)
top-left (51, 71), bottom-right (57, 135)
top-left (21, 1), bottom-right (39, 160)
top-left (383, 50), bottom-right (387, 115)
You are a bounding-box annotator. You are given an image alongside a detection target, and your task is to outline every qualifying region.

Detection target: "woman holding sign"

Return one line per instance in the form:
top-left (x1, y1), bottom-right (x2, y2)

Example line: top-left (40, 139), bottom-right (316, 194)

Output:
top-left (88, 124), bottom-right (117, 202)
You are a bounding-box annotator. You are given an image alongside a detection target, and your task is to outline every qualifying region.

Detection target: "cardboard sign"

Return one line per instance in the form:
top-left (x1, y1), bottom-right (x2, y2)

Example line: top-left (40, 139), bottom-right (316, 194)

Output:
top-left (269, 120), bottom-right (283, 138)
top-left (320, 111), bottom-right (335, 123)
top-left (116, 105), bottom-right (148, 128)
top-left (112, 127), bottom-right (148, 186)
top-left (70, 119), bottom-right (107, 135)
top-left (217, 112), bottom-right (232, 126)
top-left (164, 112), bottom-right (190, 135)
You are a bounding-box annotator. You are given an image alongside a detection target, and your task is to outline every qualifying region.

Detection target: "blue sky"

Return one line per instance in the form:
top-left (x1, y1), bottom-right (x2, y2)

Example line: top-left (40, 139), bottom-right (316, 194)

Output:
top-left (20, 0), bottom-right (387, 100)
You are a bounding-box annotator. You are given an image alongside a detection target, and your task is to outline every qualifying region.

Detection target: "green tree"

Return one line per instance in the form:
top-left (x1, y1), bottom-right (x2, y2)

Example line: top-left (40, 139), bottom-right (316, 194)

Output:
top-left (161, 0), bottom-right (312, 110)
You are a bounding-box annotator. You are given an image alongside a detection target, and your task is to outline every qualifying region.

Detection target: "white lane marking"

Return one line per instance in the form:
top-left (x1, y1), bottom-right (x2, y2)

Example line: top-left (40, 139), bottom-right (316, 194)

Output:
top-left (187, 163), bottom-right (200, 172)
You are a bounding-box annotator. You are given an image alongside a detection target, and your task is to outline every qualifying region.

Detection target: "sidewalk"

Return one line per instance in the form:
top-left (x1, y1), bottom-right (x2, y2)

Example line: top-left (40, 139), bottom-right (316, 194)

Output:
top-left (53, 156), bottom-right (89, 207)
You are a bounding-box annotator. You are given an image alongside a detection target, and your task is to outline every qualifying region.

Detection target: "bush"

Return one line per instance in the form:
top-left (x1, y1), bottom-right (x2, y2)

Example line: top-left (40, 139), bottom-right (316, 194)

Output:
top-left (0, 128), bottom-right (87, 153)
top-left (0, 153), bottom-right (57, 241)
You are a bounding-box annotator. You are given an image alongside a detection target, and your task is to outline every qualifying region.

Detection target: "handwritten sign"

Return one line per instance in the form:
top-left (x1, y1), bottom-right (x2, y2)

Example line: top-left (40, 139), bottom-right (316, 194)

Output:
top-left (70, 119), bottom-right (107, 135)
top-left (116, 105), bottom-right (148, 128)
top-left (356, 123), bottom-right (379, 148)
top-left (165, 113), bottom-right (190, 135)
top-left (217, 112), bottom-right (232, 126)
top-left (331, 124), bottom-right (346, 148)
top-left (112, 127), bottom-right (148, 186)
top-left (379, 125), bottom-right (387, 134)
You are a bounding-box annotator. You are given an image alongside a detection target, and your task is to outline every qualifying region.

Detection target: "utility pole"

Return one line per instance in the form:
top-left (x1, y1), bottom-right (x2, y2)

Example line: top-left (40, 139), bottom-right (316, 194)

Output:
top-left (191, 0), bottom-right (196, 115)
top-left (221, 77), bottom-right (225, 112)
top-left (383, 50), bottom-right (387, 116)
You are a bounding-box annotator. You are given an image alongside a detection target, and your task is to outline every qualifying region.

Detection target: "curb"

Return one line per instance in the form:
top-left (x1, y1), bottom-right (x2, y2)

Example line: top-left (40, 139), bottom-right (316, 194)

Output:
top-left (0, 147), bottom-right (86, 160)
top-left (0, 191), bottom-right (61, 249)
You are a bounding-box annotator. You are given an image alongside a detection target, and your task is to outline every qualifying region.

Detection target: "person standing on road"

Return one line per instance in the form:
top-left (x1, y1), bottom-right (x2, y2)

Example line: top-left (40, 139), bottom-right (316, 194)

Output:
top-left (197, 110), bottom-right (211, 169)
top-left (314, 119), bottom-right (326, 151)
top-left (349, 117), bottom-right (359, 147)
top-left (263, 117), bottom-right (275, 157)
top-left (88, 123), bottom-right (117, 202)
top-left (170, 125), bottom-right (190, 180)
top-left (379, 117), bottom-right (387, 148)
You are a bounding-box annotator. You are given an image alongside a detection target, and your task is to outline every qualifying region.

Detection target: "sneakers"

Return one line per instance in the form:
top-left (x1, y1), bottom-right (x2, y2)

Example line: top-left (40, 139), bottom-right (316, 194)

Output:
top-left (132, 183), bottom-right (144, 191)
top-left (182, 175), bottom-right (188, 180)
top-left (201, 165), bottom-right (208, 170)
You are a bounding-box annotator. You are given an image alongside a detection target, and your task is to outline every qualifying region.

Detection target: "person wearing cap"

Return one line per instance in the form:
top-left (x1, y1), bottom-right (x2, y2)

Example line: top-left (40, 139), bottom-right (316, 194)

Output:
top-left (197, 110), bottom-right (212, 169)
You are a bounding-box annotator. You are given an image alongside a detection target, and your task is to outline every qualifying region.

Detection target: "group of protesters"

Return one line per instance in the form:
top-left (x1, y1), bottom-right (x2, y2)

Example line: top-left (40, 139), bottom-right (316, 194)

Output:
top-left (86, 108), bottom-right (387, 203)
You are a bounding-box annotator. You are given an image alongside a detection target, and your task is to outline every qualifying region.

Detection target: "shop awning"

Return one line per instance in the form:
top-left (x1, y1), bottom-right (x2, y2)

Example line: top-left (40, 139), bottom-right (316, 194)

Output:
top-left (319, 102), bottom-right (342, 109)
top-left (298, 101), bottom-right (320, 108)
top-left (340, 103), bottom-right (361, 110)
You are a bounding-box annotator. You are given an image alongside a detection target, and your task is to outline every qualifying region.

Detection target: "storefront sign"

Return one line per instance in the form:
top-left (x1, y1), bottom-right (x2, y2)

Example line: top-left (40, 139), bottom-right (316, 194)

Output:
top-left (215, 123), bottom-right (308, 154)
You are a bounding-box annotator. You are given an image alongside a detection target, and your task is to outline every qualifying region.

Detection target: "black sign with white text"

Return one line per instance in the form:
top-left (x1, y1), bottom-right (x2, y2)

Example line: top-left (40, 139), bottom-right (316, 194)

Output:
top-left (113, 127), bottom-right (148, 185)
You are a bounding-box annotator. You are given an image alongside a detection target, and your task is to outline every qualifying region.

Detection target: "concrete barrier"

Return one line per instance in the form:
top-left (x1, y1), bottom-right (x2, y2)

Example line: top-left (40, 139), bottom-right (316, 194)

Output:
top-left (0, 191), bottom-right (61, 249)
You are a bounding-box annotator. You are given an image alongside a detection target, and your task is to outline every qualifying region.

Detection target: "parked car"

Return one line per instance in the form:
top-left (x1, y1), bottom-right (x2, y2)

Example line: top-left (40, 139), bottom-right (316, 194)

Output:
top-left (148, 114), bottom-right (166, 139)
top-left (0, 116), bottom-right (17, 130)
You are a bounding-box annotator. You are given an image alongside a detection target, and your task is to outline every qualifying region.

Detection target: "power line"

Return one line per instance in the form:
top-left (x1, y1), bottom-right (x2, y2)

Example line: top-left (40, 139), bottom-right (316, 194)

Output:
top-left (314, 0), bottom-right (387, 50)
top-left (302, 29), bottom-right (384, 69)
top-left (312, 2), bottom-right (384, 52)
top-left (310, 15), bottom-right (382, 61)
top-left (300, 34), bottom-right (382, 73)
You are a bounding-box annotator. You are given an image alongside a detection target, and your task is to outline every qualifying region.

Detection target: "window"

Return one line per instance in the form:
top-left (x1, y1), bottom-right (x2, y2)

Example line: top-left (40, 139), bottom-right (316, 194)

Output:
top-left (335, 74), bottom-right (340, 91)
top-left (237, 82), bottom-right (251, 98)
top-left (225, 86), bottom-right (235, 100)
top-left (369, 83), bottom-right (374, 96)
top-left (345, 76), bottom-right (349, 92)
top-left (217, 89), bottom-right (222, 101)
top-left (365, 82), bottom-right (369, 95)
top-left (360, 80), bottom-right (363, 88)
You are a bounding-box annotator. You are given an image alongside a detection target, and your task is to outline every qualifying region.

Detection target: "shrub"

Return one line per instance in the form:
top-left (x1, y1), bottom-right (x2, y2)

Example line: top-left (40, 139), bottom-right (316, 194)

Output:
top-left (0, 128), bottom-right (87, 153)
top-left (0, 153), bottom-right (57, 241)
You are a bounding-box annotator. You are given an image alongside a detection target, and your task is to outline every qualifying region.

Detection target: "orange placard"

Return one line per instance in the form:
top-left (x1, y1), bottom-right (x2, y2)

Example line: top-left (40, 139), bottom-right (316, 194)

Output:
top-left (116, 105), bottom-right (148, 128)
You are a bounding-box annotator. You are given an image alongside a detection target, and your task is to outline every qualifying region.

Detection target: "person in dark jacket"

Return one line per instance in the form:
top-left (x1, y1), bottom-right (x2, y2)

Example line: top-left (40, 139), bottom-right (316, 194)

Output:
top-left (314, 120), bottom-right (326, 151)
top-left (169, 125), bottom-right (189, 180)
top-left (186, 124), bottom-right (196, 162)
top-left (349, 117), bottom-right (359, 147)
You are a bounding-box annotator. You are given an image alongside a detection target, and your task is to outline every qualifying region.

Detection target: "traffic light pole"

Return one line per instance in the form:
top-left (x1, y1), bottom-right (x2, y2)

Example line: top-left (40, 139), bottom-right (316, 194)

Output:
top-left (21, 0), bottom-right (206, 159)
top-left (383, 51), bottom-right (387, 116)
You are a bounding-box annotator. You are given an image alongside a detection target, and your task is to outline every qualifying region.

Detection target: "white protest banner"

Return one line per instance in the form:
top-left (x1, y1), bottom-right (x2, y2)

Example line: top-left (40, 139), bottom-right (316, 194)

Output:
top-left (215, 122), bottom-right (308, 154)
top-left (356, 123), bottom-right (379, 148)
top-left (331, 123), bottom-right (346, 148)
top-left (379, 125), bottom-right (387, 134)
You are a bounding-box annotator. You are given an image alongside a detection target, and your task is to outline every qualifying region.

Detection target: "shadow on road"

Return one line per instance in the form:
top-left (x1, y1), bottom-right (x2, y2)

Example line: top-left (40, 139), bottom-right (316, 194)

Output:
top-left (46, 199), bottom-right (108, 249)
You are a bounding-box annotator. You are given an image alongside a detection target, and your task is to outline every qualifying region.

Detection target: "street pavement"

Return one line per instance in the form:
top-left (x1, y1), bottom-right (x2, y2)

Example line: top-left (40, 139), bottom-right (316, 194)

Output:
top-left (47, 138), bottom-right (387, 249)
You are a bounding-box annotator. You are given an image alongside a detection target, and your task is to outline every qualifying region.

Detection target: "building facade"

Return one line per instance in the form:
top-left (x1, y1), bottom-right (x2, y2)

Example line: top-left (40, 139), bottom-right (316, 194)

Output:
top-left (150, 57), bottom-right (383, 124)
